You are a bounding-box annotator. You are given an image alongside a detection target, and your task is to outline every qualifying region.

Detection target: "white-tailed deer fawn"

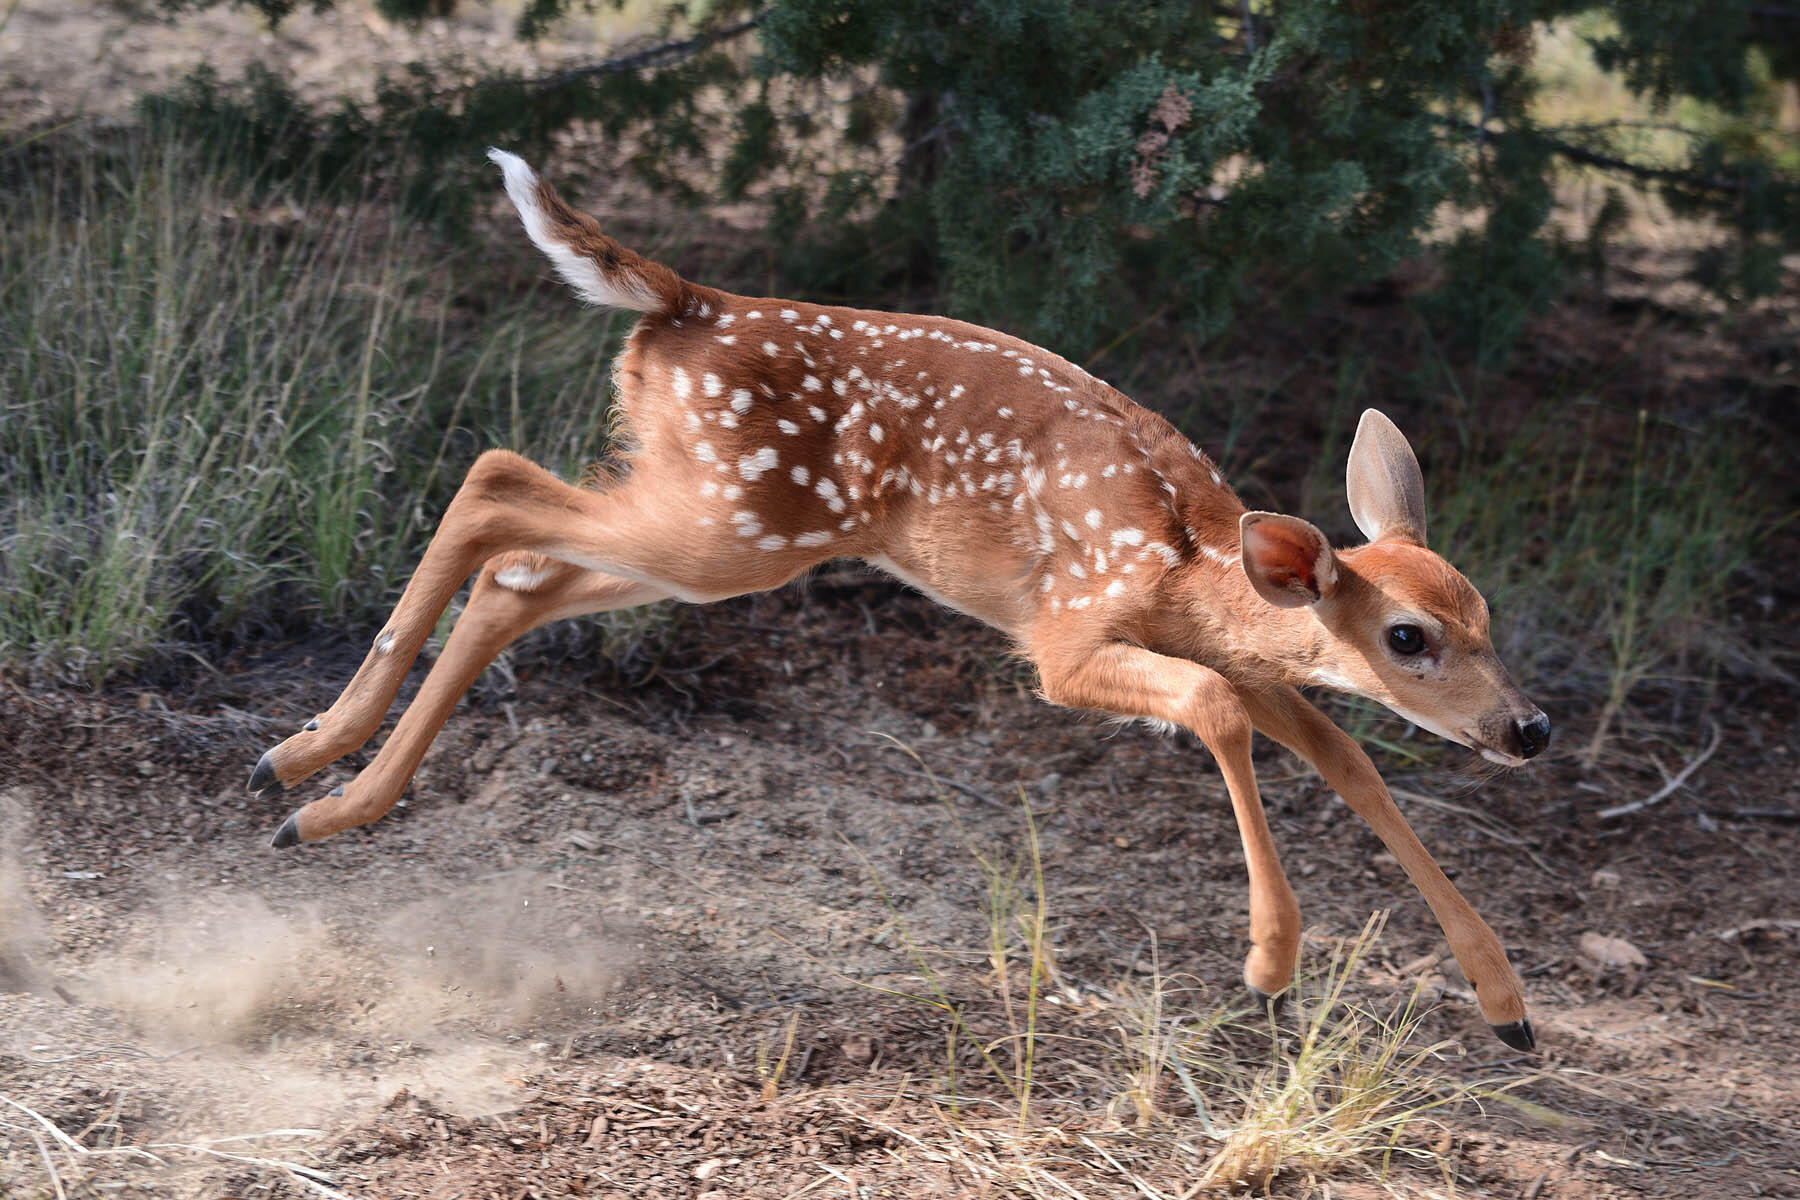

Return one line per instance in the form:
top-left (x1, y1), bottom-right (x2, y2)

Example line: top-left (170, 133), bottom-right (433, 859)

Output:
top-left (250, 150), bottom-right (1550, 1050)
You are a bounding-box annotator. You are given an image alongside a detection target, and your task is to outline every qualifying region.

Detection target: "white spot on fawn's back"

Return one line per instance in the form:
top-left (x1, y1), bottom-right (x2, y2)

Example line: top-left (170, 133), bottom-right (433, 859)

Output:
top-left (739, 447), bottom-right (779, 481)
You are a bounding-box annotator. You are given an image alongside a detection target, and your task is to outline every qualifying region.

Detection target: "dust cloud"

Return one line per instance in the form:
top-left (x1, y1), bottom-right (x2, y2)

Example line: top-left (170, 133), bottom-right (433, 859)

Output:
top-left (0, 792), bottom-right (48, 993)
top-left (69, 873), bottom-right (631, 1127)
top-left (375, 876), bottom-right (624, 1029)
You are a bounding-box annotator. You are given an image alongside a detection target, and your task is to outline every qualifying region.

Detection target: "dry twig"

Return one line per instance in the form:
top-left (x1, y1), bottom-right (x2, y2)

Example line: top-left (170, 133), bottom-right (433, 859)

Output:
top-left (1598, 720), bottom-right (1722, 819)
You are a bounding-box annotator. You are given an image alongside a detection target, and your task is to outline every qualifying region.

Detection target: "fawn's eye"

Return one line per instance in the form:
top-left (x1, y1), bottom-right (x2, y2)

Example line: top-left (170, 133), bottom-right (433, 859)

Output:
top-left (1387, 624), bottom-right (1426, 656)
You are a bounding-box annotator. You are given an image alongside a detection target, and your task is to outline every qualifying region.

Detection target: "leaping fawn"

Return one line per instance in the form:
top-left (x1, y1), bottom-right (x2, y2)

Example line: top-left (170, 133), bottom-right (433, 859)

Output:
top-left (250, 150), bottom-right (1550, 1050)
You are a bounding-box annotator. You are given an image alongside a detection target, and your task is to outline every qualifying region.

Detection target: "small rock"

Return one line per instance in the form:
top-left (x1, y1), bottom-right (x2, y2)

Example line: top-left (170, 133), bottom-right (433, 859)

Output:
top-left (1418, 971), bottom-right (1449, 1004)
top-left (693, 1158), bottom-right (725, 1181)
top-left (841, 1034), bottom-right (876, 1065)
top-left (1399, 950), bottom-right (1443, 976)
top-left (1590, 869), bottom-right (1621, 889)
top-left (528, 1041), bottom-right (551, 1055)
top-left (1036, 772), bottom-right (1062, 797)
top-left (1579, 932), bottom-right (1647, 968)
top-left (565, 829), bottom-right (601, 851)
top-left (1440, 955), bottom-right (1469, 988)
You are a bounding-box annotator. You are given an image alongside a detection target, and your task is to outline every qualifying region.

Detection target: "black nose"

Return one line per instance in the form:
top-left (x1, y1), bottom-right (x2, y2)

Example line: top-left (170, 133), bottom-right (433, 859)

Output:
top-left (1516, 712), bottom-right (1551, 759)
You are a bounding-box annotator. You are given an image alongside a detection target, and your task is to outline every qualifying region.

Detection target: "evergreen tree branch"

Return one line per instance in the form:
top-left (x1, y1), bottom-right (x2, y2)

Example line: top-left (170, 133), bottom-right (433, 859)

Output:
top-left (1438, 117), bottom-right (1796, 196)
top-left (512, 12), bottom-right (766, 92)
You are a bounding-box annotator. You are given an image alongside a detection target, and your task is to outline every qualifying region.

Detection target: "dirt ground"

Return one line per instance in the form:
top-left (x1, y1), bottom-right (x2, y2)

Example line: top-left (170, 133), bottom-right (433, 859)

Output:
top-left (5, 4), bottom-right (1800, 1197)
top-left (0, 0), bottom-right (643, 124)
top-left (3, 559), bottom-right (1799, 1197)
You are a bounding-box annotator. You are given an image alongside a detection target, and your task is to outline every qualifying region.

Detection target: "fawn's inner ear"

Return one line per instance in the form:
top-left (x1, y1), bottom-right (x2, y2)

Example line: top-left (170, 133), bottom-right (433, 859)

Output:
top-left (1241, 512), bottom-right (1338, 608)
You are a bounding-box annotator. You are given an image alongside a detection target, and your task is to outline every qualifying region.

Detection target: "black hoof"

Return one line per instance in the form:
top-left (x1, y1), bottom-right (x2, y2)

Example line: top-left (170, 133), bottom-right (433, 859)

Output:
top-left (304, 718), bottom-right (320, 731)
top-left (270, 813), bottom-right (302, 849)
top-left (1247, 984), bottom-right (1288, 1016)
top-left (1489, 1018), bottom-right (1537, 1052)
top-left (329, 784), bottom-right (344, 797)
top-left (248, 751), bottom-right (281, 797)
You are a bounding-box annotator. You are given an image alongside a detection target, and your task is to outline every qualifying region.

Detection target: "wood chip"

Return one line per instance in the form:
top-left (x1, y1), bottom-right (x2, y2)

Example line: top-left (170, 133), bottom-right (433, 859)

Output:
top-left (1579, 932), bottom-right (1648, 968)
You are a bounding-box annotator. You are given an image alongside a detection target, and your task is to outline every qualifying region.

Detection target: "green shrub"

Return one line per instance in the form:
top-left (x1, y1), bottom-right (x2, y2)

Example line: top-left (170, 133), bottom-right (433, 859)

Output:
top-left (139, 0), bottom-right (1800, 359)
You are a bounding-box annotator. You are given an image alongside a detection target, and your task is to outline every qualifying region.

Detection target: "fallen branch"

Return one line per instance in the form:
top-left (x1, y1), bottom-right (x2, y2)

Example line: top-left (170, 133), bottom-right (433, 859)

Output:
top-left (1717, 917), bottom-right (1800, 942)
top-left (1598, 720), bottom-right (1723, 820)
top-left (148, 1143), bottom-right (348, 1198)
top-left (878, 758), bottom-right (1005, 808)
top-left (27, 1128), bottom-right (64, 1200)
top-left (2, 1095), bottom-right (341, 1197)
top-left (1389, 787), bottom-right (1565, 879)
top-left (0, 1097), bottom-right (164, 1167)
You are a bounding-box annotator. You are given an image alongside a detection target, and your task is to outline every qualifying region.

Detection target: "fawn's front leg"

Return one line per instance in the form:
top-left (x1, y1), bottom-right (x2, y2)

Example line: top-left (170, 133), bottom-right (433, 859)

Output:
top-left (1033, 639), bottom-right (1302, 1006)
top-left (1237, 684), bottom-right (1535, 1050)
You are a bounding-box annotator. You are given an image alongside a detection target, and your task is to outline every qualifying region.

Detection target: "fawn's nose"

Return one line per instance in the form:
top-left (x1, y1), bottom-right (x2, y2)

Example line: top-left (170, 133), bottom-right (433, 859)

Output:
top-left (1516, 712), bottom-right (1551, 759)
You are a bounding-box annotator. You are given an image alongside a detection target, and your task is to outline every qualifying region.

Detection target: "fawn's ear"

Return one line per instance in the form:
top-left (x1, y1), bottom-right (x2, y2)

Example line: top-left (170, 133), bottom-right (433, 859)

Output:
top-left (1346, 408), bottom-right (1428, 544)
top-left (1240, 512), bottom-right (1339, 608)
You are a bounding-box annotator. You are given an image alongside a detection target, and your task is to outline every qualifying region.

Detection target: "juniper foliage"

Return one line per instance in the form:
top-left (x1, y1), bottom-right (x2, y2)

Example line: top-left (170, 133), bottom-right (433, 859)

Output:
top-left (148, 0), bottom-right (1799, 357)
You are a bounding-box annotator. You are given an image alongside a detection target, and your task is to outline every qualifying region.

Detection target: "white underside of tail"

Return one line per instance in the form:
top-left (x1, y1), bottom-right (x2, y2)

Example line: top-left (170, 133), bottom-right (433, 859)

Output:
top-left (488, 148), bottom-right (662, 312)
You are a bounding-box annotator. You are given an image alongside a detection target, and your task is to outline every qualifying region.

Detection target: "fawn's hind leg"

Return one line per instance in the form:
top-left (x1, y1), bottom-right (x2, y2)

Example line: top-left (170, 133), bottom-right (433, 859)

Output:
top-left (249, 448), bottom-right (788, 824)
top-left (269, 554), bottom-right (664, 846)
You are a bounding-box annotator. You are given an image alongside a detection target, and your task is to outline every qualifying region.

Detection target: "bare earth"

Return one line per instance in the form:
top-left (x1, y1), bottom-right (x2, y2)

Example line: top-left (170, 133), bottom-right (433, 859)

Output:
top-left (4, 4), bottom-right (1800, 1197)
top-left (3, 570), bottom-right (1798, 1197)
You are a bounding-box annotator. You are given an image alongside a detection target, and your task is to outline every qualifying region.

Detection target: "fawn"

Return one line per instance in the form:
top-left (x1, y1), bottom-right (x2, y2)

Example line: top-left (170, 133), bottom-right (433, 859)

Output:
top-left (250, 150), bottom-right (1549, 1050)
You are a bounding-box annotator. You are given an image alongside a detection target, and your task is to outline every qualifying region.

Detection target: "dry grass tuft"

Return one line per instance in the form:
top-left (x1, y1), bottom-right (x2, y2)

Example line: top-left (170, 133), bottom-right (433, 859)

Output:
top-left (1196, 914), bottom-right (1461, 1194)
top-left (823, 749), bottom-right (1495, 1197)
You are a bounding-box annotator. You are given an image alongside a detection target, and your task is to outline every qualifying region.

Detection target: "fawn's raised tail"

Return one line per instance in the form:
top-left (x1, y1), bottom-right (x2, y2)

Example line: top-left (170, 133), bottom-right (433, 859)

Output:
top-left (487, 148), bottom-right (717, 317)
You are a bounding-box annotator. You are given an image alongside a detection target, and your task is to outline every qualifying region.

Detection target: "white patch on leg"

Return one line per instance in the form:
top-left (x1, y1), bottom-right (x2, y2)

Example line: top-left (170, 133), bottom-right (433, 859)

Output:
top-left (495, 563), bottom-right (554, 591)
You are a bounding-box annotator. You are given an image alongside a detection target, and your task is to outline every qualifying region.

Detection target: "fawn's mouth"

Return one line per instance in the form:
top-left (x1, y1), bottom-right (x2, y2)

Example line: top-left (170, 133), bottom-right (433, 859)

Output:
top-left (1465, 727), bottom-right (1531, 767)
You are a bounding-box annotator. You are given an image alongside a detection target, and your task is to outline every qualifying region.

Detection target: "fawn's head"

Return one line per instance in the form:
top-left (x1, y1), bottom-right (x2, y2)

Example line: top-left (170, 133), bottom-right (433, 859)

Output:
top-left (1238, 410), bottom-right (1550, 766)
